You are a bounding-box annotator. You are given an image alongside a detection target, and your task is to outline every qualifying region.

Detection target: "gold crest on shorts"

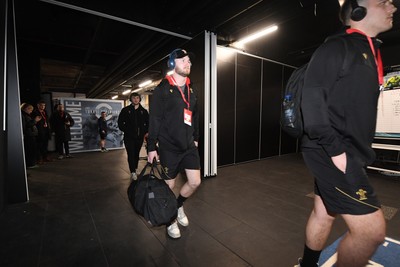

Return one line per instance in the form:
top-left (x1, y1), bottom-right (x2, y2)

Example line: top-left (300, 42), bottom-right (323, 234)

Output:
top-left (356, 189), bottom-right (368, 201)
top-left (163, 166), bottom-right (169, 174)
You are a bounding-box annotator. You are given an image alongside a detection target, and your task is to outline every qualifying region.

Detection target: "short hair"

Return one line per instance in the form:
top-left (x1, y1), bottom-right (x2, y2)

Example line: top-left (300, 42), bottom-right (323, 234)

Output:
top-left (129, 92), bottom-right (141, 102)
top-left (37, 99), bottom-right (46, 105)
top-left (340, 0), bottom-right (366, 25)
top-left (20, 103), bottom-right (33, 111)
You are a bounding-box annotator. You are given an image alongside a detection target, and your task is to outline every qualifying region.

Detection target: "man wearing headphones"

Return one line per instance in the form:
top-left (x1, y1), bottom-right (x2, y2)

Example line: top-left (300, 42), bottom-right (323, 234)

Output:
top-left (296, 1), bottom-right (397, 266)
top-left (147, 49), bottom-right (201, 239)
top-left (118, 92), bottom-right (149, 180)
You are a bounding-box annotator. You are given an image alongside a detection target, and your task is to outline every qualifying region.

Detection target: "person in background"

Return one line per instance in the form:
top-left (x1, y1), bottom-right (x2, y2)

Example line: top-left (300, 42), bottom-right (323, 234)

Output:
top-left (50, 103), bottom-right (75, 160)
top-left (147, 49), bottom-right (201, 239)
top-left (118, 93), bottom-right (149, 180)
top-left (21, 103), bottom-right (41, 168)
top-left (295, 1), bottom-right (397, 266)
top-left (32, 100), bottom-right (51, 163)
top-left (98, 111), bottom-right (108, 152)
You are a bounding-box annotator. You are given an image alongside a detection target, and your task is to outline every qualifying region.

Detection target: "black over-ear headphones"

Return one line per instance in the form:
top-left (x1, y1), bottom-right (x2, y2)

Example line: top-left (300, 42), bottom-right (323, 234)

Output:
top-left (350, 0), bottom-right (367, 21)
top-left (167, 49), bottom-right (182, 69)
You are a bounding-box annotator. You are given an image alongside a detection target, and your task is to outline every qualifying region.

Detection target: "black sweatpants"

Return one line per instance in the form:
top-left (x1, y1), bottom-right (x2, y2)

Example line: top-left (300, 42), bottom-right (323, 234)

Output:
top-left (36, 136), bottom-right (49, 160)
top-left (56, 139), bottom-right (70, 156)
top-left (124, 138), bottom-right (144, 173)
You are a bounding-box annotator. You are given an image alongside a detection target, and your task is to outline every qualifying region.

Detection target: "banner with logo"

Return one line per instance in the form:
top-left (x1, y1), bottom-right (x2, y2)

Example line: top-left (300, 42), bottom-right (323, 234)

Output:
top-left (59, 98), bottom-right (124, 153)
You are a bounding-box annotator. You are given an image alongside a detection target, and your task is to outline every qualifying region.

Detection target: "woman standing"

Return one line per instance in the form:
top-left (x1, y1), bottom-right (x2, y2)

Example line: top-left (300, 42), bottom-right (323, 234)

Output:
top-left (21, 103), bottom-right (41, 168)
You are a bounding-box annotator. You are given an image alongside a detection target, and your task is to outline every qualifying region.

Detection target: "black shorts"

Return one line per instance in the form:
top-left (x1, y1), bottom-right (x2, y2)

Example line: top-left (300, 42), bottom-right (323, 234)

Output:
top-left (302, 149), bottom-right (380, 215)
top-left (99, 131), bottom-right (107, 140)
top-left (159, 147), bottom-right (200, 180)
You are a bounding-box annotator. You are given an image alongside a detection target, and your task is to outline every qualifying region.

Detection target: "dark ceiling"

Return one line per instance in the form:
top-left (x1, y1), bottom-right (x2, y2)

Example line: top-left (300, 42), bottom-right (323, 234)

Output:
top-left (14, 0), bottom-right (400, 100)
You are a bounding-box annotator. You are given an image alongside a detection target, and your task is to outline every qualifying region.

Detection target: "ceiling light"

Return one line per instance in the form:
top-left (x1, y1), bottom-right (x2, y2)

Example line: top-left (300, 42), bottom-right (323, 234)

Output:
top-left (111, 95), bottom-right (118, 100)
top-left (232, 25), bottom-right (278, 48)
top-left (139, 80), bottom-right (152, 88)
top-left (122, 89), bottom-right (132, 95)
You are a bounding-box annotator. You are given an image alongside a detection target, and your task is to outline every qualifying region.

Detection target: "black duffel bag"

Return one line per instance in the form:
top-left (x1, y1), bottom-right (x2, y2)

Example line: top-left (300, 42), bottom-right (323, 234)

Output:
top-left (127, 162), bottom-right (177, 226)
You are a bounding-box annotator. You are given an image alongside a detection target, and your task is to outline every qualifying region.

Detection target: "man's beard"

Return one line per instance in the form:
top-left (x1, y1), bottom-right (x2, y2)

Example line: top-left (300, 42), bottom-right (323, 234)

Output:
top-left (175, 67), bottom-right (190, 77)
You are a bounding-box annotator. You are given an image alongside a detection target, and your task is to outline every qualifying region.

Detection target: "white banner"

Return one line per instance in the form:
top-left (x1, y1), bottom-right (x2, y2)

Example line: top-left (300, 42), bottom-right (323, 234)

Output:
top-left (59, 98), bottom-right (124, 153)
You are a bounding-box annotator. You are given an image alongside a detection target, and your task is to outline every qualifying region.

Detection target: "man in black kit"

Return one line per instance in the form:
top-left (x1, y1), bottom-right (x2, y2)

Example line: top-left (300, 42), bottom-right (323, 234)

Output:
top-left (147, 49), bottom-right (201, 239)
top-left (118, 93), bottom-right (149, 180)
top-left (295, 1), bottom-right (397, 266)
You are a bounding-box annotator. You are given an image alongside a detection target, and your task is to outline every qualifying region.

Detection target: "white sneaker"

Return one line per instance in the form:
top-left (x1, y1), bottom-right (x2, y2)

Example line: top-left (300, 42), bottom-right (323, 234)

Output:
top-left (177, 206), bottom-right (189, 226)
top-left (167, 221), bottom-right (181, 239)
top-left (294, 258), bottom-right (302, 267)
top-left (131, 172), bottom-right (137, 180)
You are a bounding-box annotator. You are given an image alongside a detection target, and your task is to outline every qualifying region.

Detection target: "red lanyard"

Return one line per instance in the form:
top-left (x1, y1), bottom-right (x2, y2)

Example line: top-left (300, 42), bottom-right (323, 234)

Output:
top-left (166, 75), bottom-right (191, 109)
top-left (40, 110), bottom-right (47, 122)
top-left (346, 28), bottom-right (384, 86)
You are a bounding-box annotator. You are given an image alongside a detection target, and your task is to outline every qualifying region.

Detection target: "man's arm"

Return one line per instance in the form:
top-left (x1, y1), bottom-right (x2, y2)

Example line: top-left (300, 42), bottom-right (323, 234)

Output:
top-left (117, 108), bottom-right (127, 132)
top-left (301, 39), bottom-right (347, 157)
top-left (147, 82), bottom-right (166, 152)
top-left (192, 89), bottom-right (199, 146)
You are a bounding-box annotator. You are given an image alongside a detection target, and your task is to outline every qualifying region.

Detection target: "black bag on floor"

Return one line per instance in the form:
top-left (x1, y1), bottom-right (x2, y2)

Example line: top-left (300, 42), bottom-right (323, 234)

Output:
top-left (127, 162), bottom-right (177, 226)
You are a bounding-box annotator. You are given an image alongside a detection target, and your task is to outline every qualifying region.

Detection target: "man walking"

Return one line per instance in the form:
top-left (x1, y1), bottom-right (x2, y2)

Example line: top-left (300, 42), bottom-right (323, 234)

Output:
top-left (118, 93), bottom-right (149, 179)
top-left (296, 1), bottom-right (397, 266)
top-left (147, 49), bottom-right (201, 239)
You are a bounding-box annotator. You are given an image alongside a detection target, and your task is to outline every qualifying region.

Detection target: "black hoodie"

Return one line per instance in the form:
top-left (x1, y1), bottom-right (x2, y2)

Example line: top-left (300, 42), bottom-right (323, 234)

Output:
top-left (147, 77), bottom-right (199, 153)
top-left (301, 31), bottom-right (382, 165)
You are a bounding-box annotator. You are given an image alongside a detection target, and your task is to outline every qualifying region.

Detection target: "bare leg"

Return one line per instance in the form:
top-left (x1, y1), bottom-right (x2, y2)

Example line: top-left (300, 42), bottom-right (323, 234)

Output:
top-left (305, 195), bottom-right (336, 250)
top-left (180, 169), bottom-right (201, 197)
top-left (337, 209), bottom-right (385, 267)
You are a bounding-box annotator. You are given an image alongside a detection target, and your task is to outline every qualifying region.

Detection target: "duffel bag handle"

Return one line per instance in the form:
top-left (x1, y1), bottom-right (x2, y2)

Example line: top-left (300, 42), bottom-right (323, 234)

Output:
top-left (137, 159), bottom-right (163, 180)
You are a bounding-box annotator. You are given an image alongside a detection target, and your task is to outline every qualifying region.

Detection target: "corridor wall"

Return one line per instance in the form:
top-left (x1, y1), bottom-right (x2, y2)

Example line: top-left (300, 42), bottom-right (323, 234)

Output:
top-left (217, 47), bottom-right (298, 166)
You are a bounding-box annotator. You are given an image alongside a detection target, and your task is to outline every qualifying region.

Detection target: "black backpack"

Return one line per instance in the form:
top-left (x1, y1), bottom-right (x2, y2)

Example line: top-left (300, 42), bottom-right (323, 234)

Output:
top-left (127, 162), bottom-right (177, 226)
top-left (281, 64), bottom-right (308, 138)
top-left (280, 35), bottom-right (351, 139)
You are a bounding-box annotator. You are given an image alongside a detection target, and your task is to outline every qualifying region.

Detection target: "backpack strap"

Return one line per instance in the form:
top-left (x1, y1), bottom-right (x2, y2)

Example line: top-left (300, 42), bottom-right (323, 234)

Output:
top-left (325, 34), bottom-right (353, 81)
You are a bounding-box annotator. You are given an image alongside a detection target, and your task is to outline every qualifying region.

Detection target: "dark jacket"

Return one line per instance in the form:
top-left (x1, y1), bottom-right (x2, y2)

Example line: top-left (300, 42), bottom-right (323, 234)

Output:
top-left (31, 108), bottom-right (50, 140)
top-left (21, 111), bottom-right (38, 137)
top-left (98, 117), bottom-right (107, 134)
top-left (50, 111), bottom-right (75, 142)
top-left (301, 31), bottom-right (381, 165)
top-left (147, 78), bottom-right (199, 153)
top-left (118, 104), bottom-right (149, 140)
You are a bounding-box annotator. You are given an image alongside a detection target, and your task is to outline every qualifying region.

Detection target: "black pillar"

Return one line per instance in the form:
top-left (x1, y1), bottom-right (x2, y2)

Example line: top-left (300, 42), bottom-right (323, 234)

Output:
top-left (0, 0), bottom-right (6, 212)
top-left (6, 0), bottom-right (28, 204)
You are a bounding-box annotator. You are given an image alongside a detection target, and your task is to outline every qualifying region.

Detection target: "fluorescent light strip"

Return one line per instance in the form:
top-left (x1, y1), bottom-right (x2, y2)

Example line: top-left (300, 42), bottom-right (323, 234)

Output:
top-left (122, 89), bottom-right (131, 95)
top-left (233, 25), bottom-right (278, 48)
top-left (111, 95), bottom-right (118, 99)
top-left (139, 80), bottom-right (152, 88)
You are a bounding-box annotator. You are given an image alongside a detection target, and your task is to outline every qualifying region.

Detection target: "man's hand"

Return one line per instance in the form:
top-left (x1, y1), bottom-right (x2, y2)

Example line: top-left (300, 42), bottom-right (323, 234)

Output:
top-left (331, 152), bottom-right (347, 174)
top-left (147, 150), bottom-right (158, 163)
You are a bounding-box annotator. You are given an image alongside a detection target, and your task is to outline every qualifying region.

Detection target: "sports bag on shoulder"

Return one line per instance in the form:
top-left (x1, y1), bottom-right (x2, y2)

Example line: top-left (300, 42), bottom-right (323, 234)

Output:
top-left (127, 162), bottom-right (177, 226)
top-left (280, 35), bottom-right (352, 139)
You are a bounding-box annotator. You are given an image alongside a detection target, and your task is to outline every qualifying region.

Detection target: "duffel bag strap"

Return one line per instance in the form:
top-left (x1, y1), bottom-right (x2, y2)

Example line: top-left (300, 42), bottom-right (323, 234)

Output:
top-left (138, 162), bottom-right (152, 181)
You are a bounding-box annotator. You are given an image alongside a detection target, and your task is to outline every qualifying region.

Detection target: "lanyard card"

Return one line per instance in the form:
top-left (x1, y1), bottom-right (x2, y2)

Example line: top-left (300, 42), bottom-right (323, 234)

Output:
top-left (184, 108), bottom-right (192, 126)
